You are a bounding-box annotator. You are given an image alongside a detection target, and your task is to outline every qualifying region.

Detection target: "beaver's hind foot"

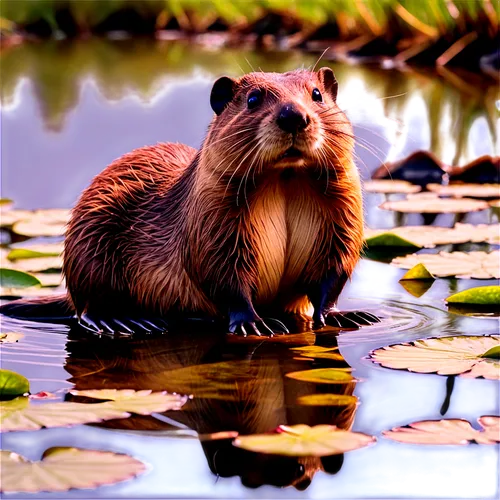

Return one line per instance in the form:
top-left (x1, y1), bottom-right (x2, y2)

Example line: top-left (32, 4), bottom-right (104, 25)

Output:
top-left (78, 313), bottom-right (168, 336)
top-left (315, 310), bottom-right (380, 330)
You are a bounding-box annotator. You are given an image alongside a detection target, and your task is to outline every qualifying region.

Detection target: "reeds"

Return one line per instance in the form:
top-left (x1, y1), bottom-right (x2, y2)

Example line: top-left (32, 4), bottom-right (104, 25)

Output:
top-left (1, 1), bottom-right (498, 73)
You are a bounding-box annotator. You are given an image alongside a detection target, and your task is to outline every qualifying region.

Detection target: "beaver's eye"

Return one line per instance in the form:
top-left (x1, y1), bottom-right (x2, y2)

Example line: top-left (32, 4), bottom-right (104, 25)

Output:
top-left (247, 89), bottom-right (263, 110)
top-left (312, 88), bottom-right (322, 102)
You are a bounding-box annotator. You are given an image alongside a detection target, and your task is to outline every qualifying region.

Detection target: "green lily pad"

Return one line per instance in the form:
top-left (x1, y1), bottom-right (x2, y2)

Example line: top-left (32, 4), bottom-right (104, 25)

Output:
top-left (296, 394), bottom-right (358, 406)
top-left (286, 368), bottom-right (355, 384)
top-left (400, 263), bottom-right (435, 280)
top-left (0, 369), bottom-right (30, 400)
top-left (0, 269), bottom-right (41, 288)
top-left (446, 286), bottom-right (500, 306)
top-left (482, 346), bottom-right (500, 359)
top-left (364, 232), bottom-right (421, 249)
top-left (7, 248), bottom-right (61, 261)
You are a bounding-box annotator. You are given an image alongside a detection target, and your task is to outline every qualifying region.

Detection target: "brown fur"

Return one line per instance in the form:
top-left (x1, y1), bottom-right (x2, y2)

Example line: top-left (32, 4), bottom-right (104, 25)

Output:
top-left (60, 69), bottom-right (363, 324)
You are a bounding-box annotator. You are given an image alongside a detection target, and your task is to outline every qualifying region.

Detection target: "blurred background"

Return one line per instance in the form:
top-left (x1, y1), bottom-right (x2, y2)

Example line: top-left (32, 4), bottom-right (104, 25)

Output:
top-left (1, 0), bottom-right (498, 209)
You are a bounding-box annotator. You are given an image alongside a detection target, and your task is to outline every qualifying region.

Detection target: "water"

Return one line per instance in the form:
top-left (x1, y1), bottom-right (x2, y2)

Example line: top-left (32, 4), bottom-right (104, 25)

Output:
top-left (1, 39), bottom-right (499, 498)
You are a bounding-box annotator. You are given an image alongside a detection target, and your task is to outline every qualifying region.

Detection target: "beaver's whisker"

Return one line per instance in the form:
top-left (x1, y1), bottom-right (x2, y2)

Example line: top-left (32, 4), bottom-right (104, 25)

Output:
top-left (234, 141), bottom-right (262, 207)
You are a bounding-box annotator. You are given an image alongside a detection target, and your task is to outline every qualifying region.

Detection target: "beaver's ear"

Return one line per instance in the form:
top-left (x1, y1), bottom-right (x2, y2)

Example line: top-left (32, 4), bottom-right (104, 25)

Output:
top-left (318, 67), bottom-right (338, 102)
top-left (210, 76), bottom-right (237, 115)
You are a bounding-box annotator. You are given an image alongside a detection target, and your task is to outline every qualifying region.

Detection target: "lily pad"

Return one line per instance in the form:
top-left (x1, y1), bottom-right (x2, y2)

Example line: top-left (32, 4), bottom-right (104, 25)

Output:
top-left (427, 183), bottom-right (500, 199)
top-left (286, 368), bottom-right (355, 384)
top-left (0, 332), bottom-right (24, 344)
top-left (298, 352), bottom-right (345, 361)
top-left (0, 210), bottom-right (33, 227)
top-left (383, 416), bottom-right (500, 445)
top-left (0, 447), bottom-right (146, 493)
top-left (399, 263), bottom-right (435, 280)
top-left (2, 256), bottom-right (63, 273)
top-left (12, 209), bottom-right (70, 237)
top-left (380, 195), bottom-right (489, 213)
top-left (1, 389), bottom-right (187, 432)
top-left (296, 394), bottom-right (358, 406)
top-left (0, 198), bottom-right (13, 206)
top-left (392, 251), bottom-right (500, 279)
top-left (0, 286), bottom-right (61, 298)
top-left (365, 223), bottom-right (500, 248)
top-left (291, 346), bottom-right (339, 353)
top-left (7, 243), bottom-right (63, 261)
top-left (0, 369), bottom-right (29, 400)
top-left (364, 232), bottom-right (421, 249)
top-left (233, 424), bottom-right (375, 457)
top-left (363, 180), bottom-right (421, 194)
top-left (446, 286), bottom-right (500, 306)
top-left (0, 269), bottom-right (41, 288)
top-left (368, 335), bottom-right (500, 379)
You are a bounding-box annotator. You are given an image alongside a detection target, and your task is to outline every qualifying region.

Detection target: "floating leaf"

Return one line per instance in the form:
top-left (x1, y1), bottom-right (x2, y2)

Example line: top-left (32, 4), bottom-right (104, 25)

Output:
top-left (0, 286), bottom-right (61, 298)
top-left (383, 416), bottom-right (500, 445)
top-left (0, 210), bottom-right (33, 227)
top-left (427, 183), bottom-right (500, 199)
top-left (233, 424), bottom-right (375, 457)
top-left (446, 286), bottom-right (500, 306)
top-left (482, 346), bottom-right (500, 359)
top-left (365, 223), bottom-right (500, 248)
top-left (12, 209), bottom-right (70, 237)
top-left (0, 269), bottom-right (41, 288)
top-left (2, 256), bottom-right (63, 273)
top-left (363, 180), bottom-right (421, 194)
top-left (298, 352), bottom-right (345, 361)
top-left (7, 246), bottom-right (62, 261)
top-left (286, 368), bottom-right (355, 384)
top-left (31, 273), bottom-right (63, 287)
top-left (291, 346), bottom-right (339, 353)
top-left (369, 335), bottom-right (500, 379)
top-left (392, 251), bottom-right (500, 279)
top-left (364, 232), bottom-right (421, 249)
top-left (70, 389), bottom-right (188, 415)
top-left (0, 447), bottom-right (146, 493)
top-left (400, 263), bottom-right (435, 280)
top-left (380, 195), bottom-right (489, 213)
top-left (296, 394), bottom-right (358, 406)
top-left (0, 198), bottom-right (13, 206)
top-left (1, 390), bottom-right (187, 432)
top-left (0, 332), bottom-right (24, 344)
top-left (0, 369), bottom-right (29, 400)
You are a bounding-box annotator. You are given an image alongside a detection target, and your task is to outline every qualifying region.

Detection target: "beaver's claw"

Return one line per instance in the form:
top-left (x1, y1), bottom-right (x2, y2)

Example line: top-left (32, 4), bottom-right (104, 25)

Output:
top-left (228, 317), bottom-right (289, 336)
top-left (78, 313), bottom-right (168, 336)
top-left (315, 310), bottom-right (381, 330)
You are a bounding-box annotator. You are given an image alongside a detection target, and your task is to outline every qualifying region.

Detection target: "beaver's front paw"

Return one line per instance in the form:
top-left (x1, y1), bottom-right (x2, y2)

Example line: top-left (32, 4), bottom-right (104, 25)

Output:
top-left (228, 312), bottom-right (288, 336)
top-left (321, 310), bottom-right (381, 329)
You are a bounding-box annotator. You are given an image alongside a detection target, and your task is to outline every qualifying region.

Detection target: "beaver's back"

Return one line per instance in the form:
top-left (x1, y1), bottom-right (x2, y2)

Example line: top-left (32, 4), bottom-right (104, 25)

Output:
top-left (64, 143), bottom-right (196, 315)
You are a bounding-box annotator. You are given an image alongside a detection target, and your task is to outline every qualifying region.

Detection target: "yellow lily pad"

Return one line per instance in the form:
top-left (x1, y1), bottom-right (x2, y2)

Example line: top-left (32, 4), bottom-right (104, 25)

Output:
top-left (383, 416), bottom-right (500, 445)
top-left (446, 286), bottom-right (500, 306)
top-left (369, 335), bottom-right (500, 379)
top-left (0, 369), bottom-right (30, 400)
top-left (0, 447), bottom-right (146, 493)
top-left (399, 263), bottom-right (435, 280)
top-left (286, 368), bottom-right (355, 384)
top-left (296, 394), bottom-right (358, 406)
top-left (234, 424), bottom-right (375, 457)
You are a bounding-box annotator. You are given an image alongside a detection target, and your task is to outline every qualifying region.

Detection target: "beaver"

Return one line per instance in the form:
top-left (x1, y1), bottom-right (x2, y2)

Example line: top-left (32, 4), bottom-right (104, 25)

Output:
top-left (1, 68), bottom-right (378, 335)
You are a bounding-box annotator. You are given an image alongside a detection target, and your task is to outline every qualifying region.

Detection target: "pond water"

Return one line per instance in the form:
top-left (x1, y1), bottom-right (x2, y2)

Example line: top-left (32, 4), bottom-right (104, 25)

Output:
top-left (1, 39), bottom-right (499, 498)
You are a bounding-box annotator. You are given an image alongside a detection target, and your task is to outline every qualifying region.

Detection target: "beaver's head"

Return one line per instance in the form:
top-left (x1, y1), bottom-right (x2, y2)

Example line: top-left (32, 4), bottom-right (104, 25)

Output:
top-left (203, 69), bottom-right (354, 178)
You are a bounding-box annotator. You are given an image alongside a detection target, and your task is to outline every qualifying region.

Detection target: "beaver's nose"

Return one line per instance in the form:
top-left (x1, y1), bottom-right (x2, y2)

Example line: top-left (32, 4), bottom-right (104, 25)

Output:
top-left (277, 104), bottom-right (309, 134)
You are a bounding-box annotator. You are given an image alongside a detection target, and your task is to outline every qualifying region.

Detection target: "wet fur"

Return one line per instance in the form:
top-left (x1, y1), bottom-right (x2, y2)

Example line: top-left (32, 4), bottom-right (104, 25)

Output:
top-left (5, 69), bottom-right (364, 325)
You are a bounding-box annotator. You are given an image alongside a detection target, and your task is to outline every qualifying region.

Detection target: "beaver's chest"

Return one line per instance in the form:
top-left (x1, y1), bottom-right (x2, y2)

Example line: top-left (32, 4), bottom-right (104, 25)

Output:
top-left (249, 176), bottom-right (327, 304)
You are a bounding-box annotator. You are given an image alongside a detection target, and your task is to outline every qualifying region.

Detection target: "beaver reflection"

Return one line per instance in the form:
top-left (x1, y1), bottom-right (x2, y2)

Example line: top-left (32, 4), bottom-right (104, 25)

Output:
top-left (65, 323), bottom-right (358, 490)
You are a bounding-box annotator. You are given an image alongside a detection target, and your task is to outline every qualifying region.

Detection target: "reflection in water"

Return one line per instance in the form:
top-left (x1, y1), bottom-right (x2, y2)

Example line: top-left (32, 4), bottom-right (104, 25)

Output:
top-left (64, 325), bottom-right (356, 489)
